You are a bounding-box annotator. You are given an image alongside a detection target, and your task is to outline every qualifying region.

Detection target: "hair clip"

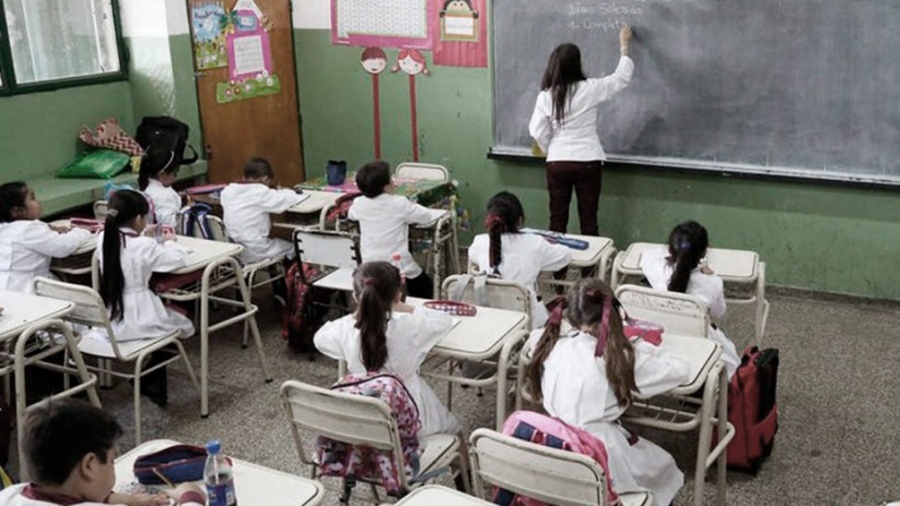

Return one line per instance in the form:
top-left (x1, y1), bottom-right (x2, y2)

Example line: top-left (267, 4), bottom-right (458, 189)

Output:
top-left (677, 240), bottom-right (692, 251)
top-left (594, 297), bottom-right (613, 357)
top-left (106, 209), bottom-right (119, 218)
top-left (363, 277), bottom-right (378, 287)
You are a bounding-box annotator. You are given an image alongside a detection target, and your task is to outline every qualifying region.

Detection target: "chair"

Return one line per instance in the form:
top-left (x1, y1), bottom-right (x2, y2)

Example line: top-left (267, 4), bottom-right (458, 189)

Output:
top-left (292, 229), bottom-right (361, 292)
top-left (468, 428), bottom-right (653, 506)
top-left (394, 163), bottom-right (450, 182)
top-left (93, 200), bottom-right (109, 220)
top-left (614, 284), bottom-right (734, 506)
top-left (280, 380), bottom-right (470, 504)
top-left (33, 277), bottom-right (199, 444)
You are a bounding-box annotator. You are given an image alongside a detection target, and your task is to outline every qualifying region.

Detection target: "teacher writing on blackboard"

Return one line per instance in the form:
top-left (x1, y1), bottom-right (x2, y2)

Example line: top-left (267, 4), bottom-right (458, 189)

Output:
top-left (529, 24), bottom-right (633, 237)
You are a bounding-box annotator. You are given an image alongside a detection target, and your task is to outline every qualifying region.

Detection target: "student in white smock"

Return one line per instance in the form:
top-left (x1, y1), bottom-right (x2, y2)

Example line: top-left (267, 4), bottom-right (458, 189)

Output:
top-left (0, 398), bottom-right (204, 506)
top-left (220, 157), bottom-right (305, 264)
top-left (0, 182), bottom-right (92, 294)
top-left (468, 191), bottom-right (571, 328)
top-left (96, 190), bottom-right (195, 341)
top-left (314, 261), bottom-right (460, 437)
top-left (526, 279), bottom-right (690, 505)
top-left (348, 160), bottom-right (439, 299)
top-left (139, 147), bottom-right (184, 229)
top-left (639, 220), bottom-right (740, 379)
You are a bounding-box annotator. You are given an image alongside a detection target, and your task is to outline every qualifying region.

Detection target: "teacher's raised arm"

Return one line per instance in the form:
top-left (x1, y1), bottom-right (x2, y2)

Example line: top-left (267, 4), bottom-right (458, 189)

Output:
top-left (528, 24), bottom-right (634, 237)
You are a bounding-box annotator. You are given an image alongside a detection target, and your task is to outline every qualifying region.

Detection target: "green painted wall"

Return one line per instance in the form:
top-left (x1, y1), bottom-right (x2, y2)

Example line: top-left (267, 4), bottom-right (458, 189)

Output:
top-left (294, 29), bottom-right (900, 300)
top-left (0, 82), bottom-right (134, 179)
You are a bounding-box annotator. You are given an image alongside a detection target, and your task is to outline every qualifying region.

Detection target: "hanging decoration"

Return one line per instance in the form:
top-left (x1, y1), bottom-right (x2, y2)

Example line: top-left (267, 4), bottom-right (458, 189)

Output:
top-left (215, 0), bottom-right (281, 104)
top-left (191, 1), bottom-right (228, 70)
top-left (360, 47), bottom-right (388, 158)
top-left (432, 0), bottom-right (488, 68)
top-left (391, 48), bottom-right (430, 162)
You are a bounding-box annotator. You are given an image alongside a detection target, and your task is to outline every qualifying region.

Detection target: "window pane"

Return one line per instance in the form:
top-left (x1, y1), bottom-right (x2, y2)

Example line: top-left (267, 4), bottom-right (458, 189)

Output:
top-left (4, 0), bottom-right (120, 84)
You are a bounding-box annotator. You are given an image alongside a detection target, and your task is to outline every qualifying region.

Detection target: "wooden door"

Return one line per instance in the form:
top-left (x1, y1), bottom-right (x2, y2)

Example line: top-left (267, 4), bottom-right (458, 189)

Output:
top-left (188, 0), bottom-right (304, 185)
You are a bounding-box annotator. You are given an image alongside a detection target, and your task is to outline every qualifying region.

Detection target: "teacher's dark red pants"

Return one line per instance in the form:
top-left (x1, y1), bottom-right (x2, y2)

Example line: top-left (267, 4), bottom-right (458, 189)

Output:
top-left (546, 160), bottom-right (603, 236)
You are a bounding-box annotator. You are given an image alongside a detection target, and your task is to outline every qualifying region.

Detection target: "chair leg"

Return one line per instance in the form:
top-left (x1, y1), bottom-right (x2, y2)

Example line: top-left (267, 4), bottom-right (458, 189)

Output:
top-left (174, 340), bottom-right (201, 395)
top-left (133, 358), bottom-right (145, 445)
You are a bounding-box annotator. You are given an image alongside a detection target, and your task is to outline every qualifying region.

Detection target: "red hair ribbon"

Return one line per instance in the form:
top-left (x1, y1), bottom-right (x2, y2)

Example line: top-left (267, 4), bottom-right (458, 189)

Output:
top-left (594, 297), bottom-right (613, 357)
top-left (547, 298), bottom-right (567, 327)
top-left (363, 277), bottom-right (378, 287)
top-left (484, 214), bottom-right (506, 232)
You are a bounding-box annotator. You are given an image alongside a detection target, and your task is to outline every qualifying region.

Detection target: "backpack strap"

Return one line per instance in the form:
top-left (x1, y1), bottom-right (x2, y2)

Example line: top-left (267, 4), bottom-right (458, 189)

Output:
top-left (182, 144), bottom-right (199, 165)
top-left (448, 274), bottom-right (488, 306)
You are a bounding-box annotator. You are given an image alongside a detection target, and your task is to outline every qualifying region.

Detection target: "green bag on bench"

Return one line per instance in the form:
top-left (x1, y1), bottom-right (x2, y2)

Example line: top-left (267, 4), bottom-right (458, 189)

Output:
top-left (58, 149), bottom-right (131, 179)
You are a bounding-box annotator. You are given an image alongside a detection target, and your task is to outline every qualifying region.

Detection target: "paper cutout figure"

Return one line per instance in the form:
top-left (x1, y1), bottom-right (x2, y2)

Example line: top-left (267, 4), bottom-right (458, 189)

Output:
top-left (392, 49), bottom-right (430, 161)
top-left (191, 1), bottom-right (228, 69)
top-left (226, 2), bottom-right (273, 81)
top-left (361, 47), bottom-right (387, 158)
top-left (216, 74), bottom-right (281, 104)
top-left (440, 0), bottom-right (478, 41)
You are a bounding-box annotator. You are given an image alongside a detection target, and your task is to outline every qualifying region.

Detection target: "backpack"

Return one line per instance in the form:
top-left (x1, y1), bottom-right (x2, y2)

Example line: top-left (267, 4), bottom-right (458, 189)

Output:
top-left (724, 345), bottom-right (779, 473)
top-left (135, 116), bottom-right (199, 165)
top-left (177, 203), bottom-right (215, 239)
top-left (280, 259), bottom-right (328, 354)
top-left (316, 373), bottom-right (421, 498)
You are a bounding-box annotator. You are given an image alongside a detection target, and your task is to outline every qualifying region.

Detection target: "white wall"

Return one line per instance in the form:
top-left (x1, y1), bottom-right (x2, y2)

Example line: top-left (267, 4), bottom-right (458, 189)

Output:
top-left (119, 0), bottom-right (168, 37)
top-left (292, 0), bottom-right (330, 29)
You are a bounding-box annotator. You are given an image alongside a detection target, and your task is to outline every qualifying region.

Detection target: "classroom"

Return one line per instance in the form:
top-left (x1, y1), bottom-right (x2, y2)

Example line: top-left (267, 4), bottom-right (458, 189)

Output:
top-left (0, 0), bottom-right (898, 504)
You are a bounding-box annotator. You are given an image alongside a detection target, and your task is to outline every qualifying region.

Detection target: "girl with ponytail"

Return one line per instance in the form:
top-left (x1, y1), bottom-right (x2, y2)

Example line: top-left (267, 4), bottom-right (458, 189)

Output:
top-left (314, 261), bottom-right (459, 436)
top-left (525, 278), bottom-right (690, 505)
top-left (468, 191), bottom-right (571, 328)
top-left (640, 220), bottom-right (740, 378)
top-left (139, 147), bottom-right (184, 228)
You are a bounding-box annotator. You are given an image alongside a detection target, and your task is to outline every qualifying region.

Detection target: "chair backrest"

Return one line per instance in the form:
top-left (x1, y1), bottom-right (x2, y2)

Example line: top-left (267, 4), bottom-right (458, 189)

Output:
top-left (395, 162), bottom-right (449, 182)
top-left (615, 284), bottom-right (709, 337)
top-left (203, 215), bottom-right (229, 242)
top-left (93, 200), bottom-right (109, 220)
top-left (292, 229), bottom-right (360, 269)
top-left (469, 428), bottom-right (612, 506)
top-left (32, 277), bottom-right (127, 360)
top-left (279, 380), bottom-right (412, 489)
top-left (441, 274), bottom-right (531, 325)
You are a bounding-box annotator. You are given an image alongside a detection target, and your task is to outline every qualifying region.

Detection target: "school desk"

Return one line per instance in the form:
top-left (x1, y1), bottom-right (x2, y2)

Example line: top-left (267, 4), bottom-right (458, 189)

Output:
top-left (46, 220), bottom-right (98, 279)
top-left (116, 439), bottom-right (324, 505)
top-left (392, 485), bottom-right (491, 505)
top-left (612, 242), bottom-right (770, 345)
top-left (0, 291), bottom-right (101, 478)
top-left (151, 236), bottom-right (272, 417)
top-left (409, 297), bottom-right (529, 431)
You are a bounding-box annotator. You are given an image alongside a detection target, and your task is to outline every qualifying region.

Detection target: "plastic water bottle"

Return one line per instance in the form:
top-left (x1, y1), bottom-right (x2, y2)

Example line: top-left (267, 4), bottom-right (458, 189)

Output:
top-left (390, 253), bottom-right (408, 300)
top-left (204, 440), bottom-right (237, 506)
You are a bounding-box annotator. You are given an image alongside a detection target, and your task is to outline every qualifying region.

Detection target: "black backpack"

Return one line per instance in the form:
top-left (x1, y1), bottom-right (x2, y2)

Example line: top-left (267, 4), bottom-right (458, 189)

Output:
top-left (135, 116), bottom-right (199, 165)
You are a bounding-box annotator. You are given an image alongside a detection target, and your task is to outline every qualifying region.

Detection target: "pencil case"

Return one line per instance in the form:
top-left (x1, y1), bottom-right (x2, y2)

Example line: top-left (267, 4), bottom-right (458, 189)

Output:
top-left (423, 300), bottom-right (477, 317)
top-left (623, 318), bottom-right (664, 346)
top-left (133, 444), bottom-right (217, 485)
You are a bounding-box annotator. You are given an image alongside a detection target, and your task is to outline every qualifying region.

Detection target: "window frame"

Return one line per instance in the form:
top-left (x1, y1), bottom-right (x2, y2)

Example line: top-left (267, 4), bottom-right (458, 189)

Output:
top-left (0, 0), bottom-right (128, 97)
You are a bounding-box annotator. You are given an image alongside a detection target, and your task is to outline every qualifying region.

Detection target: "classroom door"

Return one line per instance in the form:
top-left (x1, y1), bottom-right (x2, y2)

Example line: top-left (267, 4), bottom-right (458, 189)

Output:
top-left (188, 0), bottom-right (304, 185)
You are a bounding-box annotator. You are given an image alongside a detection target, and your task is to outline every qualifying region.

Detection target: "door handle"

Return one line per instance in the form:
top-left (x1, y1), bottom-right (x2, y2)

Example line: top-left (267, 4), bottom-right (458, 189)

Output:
top-left (194, 71), bottom-right (207, 78)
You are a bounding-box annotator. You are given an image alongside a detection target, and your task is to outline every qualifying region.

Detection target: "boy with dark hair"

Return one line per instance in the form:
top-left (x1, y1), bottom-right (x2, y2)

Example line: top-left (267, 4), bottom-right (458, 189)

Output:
top-left (0, 399), bottom-right (204, 506)
top-left (348, 160), bottom-right (438, 298)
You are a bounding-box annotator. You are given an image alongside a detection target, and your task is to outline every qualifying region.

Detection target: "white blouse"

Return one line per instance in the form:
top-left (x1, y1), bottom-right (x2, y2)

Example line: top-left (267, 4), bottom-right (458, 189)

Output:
top-left (0, 220), bottom-right (92, 293)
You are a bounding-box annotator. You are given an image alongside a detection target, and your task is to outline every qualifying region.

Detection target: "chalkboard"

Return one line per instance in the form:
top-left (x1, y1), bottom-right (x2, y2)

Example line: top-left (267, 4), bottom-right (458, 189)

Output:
top-left (492, 0), bottom-right (900, 185)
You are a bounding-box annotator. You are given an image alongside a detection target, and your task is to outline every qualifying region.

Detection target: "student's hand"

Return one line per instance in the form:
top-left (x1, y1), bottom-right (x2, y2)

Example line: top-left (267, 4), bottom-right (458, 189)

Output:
top-left (392, 301), bottom-right (416, 313)
top-left (143, 224), bottom-right (159, 238)
top-left (619, 24), bottom-right (632, 54)
top-left (169, 483), bottom-right (206, 505)
top-left (49, 223), bottom-right (72, 234)
top-left (700, 264), bottom-right (715, 275)
top-left (109, 491), bottom-right (171, 506)
top-left (159, 226), bottom-right (176, 242)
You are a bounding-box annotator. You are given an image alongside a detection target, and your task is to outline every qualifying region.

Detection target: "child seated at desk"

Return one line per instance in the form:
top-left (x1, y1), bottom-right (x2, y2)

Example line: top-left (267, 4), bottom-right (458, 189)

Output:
top-left (0, 398), bottom-right (205, 506)
top-left (0, 182), bottom-right (92, 294)
top-left (639, 220), bottom-right (740, 378)
top-left (468, 191), bottom-right (572, 328)
top-left (314, 261), bottom-right (460, 437)
top-left (220, 157), bottom-right (305, 264)
top-left (525, 278), bottom-right (690, 505)
top-left (139, 147), bottom-right (184, 229)
top-left (348, 160), bottom-right (439, 299)
top-left (96, 190), bottom-right (194, 407)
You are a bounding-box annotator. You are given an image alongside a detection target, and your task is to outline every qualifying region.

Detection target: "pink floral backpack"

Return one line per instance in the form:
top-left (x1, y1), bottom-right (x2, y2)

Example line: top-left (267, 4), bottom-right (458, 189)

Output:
top-left (316, 372), bottom-right (421, 498)
top-left (496, 410), bottom-right (620, 506)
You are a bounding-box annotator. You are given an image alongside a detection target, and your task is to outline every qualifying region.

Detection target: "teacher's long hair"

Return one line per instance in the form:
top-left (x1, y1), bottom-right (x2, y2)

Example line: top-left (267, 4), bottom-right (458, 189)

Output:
top-left (541, 43), bottom-right (587, 124)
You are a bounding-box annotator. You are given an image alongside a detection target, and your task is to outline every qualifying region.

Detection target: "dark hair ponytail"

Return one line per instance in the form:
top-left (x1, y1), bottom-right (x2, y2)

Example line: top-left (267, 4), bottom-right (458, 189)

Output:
top-left (353, 261), bottom-right (402, 371)
top-left (541, 43), bottom-right (587, 124)
top-left (0, 182), bottom-right (28, 222)
top-left (100, 190), bottom-right (150, 321)
top-left (138, 148), bottom-right (180, 191)
top-left (667, 220), bottom-right (710, 293)
top-left (484, 191), bottom-right (524, 276)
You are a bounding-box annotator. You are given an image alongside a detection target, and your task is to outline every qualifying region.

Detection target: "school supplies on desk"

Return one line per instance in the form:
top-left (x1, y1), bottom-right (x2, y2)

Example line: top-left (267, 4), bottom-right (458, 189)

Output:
top-left (69, 217), bottom-right (104, 233)
top-left (521, 228), bottom-right (589, 250)
top-left (185, 183), bottom-right (227, 196)
top-left (423, 300), bottom-right (477, 316)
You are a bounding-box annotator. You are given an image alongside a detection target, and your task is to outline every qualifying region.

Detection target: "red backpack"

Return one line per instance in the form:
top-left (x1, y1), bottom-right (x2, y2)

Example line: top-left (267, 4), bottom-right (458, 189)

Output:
top-left (280, 260), bottom-right (328, 355)
top-left (725, 346), bottom-right (779, 473)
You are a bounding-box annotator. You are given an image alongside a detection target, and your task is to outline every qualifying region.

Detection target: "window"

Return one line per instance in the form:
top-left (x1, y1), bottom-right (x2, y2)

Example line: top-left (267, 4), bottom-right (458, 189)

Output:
top-left (0, 0), bottom-right (125, 94)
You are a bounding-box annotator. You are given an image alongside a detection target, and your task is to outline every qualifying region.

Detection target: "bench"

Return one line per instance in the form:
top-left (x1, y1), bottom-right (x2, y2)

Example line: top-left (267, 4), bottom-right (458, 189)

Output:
top-left (28, 160), bottom-right (208, 218)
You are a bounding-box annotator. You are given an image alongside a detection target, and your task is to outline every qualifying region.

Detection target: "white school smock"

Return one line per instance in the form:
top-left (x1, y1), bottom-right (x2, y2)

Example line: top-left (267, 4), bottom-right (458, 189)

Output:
top-left (0, 484), bottom-right (204, 506)
top-left (220, 182), bottom-right (305, 263)
top-left (539, 329), bottom-right (690, 505)
top-left (348, 194), bottom-right (436, 278)
top-left (639, 247), bottom-right (740, 378)
top-left (467, 233), bottom-right (572, 328)
top-left (314, 306), bottom-right (460, 437)
top-left (95, 230), bottom-right (194, 341)
top-left (144, 178), bottom-right (182, 229)
top-left (0, 220), bottom-right (92, 294)
top-left (528, 56), bottom-right (634, 162)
